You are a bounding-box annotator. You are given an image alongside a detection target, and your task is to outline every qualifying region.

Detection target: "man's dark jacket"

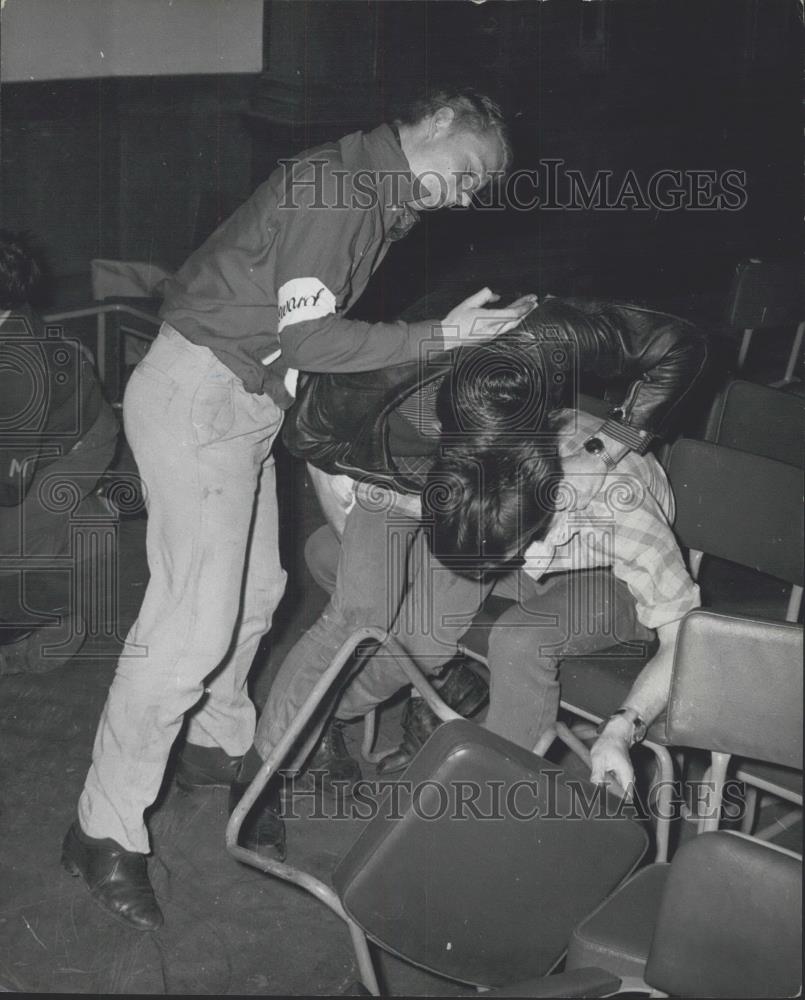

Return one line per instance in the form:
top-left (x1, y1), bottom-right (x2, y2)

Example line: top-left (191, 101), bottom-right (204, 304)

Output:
top-left (283, 297), bottom-right (708, 494)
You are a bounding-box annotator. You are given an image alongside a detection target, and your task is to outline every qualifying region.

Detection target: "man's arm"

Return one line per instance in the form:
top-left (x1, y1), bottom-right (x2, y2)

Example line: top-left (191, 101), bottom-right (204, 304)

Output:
top-left (273, 160), bottom-right (530, 373)
top-left (523, 298), bottom-right (708, 507)
top-left (589, 618), bottom-right (680, 794)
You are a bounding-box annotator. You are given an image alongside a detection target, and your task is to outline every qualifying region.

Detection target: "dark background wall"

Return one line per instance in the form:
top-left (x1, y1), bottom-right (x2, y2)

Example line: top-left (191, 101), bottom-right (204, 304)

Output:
top-left (0, 0), bottom-right (800, 312)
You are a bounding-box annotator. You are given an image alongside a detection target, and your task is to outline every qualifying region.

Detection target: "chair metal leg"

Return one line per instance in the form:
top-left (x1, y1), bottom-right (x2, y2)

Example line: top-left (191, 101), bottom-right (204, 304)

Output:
top-left (736, 327), bottom-right (753, 369)
top-left (698, 751), bottom-right (731, 834)
top-left (771, 318), bottom-right (805, 387)
top-left (348, 923), bottom-right (382, 996)
top-left (644, 740), bottom-right (675, 863)
top-left (226, 625), bottom-right (389, 993)
top-left (361, 709), bottom-right (397, 764)
top-left (785, 585), bottom-right (803, 624)
top-left (740, 786), bottom-right (759, 834)
top-left (554, 721), bottom-right (593, 767)
top-left (753, 806), bottom-right (803, 844)
top-left (532, 725), bottom-right (558, 757)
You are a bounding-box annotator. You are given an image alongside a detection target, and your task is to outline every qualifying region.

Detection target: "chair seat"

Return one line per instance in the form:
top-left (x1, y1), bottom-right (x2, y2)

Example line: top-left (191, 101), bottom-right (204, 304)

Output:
top-left (564, 862), bottom-right (670, 978)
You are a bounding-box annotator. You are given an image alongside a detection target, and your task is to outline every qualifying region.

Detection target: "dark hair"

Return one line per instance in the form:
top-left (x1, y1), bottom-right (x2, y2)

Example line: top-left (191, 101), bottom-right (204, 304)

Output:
top-left (394, 86), bottom-right (512, 171)
top-left (423, 440), bottom-right (559, 578)
top-left (436, 334), bottom-right (548, 442)
top-left (0, 231), bottom-right (42, 309)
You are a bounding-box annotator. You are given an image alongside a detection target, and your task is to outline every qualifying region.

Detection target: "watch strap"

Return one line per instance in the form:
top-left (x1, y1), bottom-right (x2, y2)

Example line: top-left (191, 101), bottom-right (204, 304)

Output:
top-left (596, 708), bottom-right (648, 745)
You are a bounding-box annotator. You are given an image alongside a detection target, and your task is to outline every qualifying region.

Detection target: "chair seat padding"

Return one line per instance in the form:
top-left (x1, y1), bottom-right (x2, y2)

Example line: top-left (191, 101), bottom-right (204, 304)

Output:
top-left (645, 832), bottom-right (802, 998)
top-left (333, 720), bottom-right (648, 989)
top-left (565, 863), bottom-right (670, 978)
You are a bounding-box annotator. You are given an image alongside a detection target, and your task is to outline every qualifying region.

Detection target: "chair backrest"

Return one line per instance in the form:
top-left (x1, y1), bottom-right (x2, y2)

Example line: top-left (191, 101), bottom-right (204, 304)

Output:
top-left (725, 258), bottom-right (803, 329)
top-left (645, 831), bottom-right (802, 998)
top-left (704, 379), bottom-right (805, 468)
top-left (666, 609), bottom-right (803, 768)
top-left (332, 719), bottom-right (648, 989)
top-left (666, 438), bottom-right (804, 587)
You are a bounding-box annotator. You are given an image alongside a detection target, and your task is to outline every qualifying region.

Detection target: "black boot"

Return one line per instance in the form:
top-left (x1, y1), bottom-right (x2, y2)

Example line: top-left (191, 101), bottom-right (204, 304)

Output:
top-left (61, 822), bottom-right (164, 931)
top-left (377, 660), bottom-right (489, 777)
top-left (229, 777), bottom-right (287, 860)
top-left (303, 719), bottom-right (362, 799)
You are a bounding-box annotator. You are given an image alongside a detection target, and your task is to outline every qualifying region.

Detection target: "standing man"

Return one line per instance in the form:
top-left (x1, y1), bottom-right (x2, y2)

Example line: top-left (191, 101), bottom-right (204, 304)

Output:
top-left (62, 88), bottom-right (532, 931)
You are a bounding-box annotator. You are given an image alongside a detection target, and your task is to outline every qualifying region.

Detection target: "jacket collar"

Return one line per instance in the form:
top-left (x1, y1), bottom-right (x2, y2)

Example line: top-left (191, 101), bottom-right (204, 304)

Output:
top-left (340, 123), bottom-right (420, 233)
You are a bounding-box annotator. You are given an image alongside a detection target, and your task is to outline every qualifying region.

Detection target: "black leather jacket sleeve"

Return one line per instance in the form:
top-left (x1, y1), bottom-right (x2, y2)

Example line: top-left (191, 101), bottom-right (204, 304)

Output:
top-left (282, 296), bottom-right (709, 488)
top-left (520, 297), bottom-right (709, 449)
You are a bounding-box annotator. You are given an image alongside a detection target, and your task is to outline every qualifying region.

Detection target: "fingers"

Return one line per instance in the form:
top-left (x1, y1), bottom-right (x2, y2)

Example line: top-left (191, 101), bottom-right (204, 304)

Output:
top-left (461, 286), bottom-right (498, 308)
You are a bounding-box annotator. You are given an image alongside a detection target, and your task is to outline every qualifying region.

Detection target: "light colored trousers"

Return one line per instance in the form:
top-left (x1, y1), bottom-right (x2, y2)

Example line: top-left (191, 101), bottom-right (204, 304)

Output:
top-left (78, 325), bottom-right (285, 853)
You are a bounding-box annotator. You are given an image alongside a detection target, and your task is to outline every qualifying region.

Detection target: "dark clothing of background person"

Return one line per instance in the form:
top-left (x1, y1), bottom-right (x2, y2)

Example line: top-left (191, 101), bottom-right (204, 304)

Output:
top-left (0, 305), bottom-right (118, 669)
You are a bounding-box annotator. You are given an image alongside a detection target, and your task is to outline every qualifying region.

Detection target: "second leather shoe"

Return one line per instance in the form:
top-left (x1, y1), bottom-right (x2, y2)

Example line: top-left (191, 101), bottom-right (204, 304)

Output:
top-left (303, 719), bottom-right (362, 799)
top-left (61, 821), bottom-right (163, 931)
top-left (229, 778), bottom-right (287, 861)
top-left (175, 742), bottom-right (242, 791)
top-left (377, 660), bottom-right (489, 777)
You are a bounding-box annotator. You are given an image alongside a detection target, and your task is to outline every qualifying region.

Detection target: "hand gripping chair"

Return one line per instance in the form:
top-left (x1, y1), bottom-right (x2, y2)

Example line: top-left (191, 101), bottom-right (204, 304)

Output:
top-left (227, 636), bottom-right (649, 995)
top-left (474, 435), bottom-right (803, 865)
top-left (564, 438), bottom-right (803, 978)
top-left (564, 609), bottom-right (803, 981)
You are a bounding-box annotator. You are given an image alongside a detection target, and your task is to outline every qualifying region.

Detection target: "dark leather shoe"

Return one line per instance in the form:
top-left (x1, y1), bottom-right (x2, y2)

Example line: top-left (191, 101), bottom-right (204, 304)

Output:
top-left (304, 719), bottom-right (362, 799)
top-left (229, 779), bottom-right (286, 861)
top-left (175, 743), bottom-right (242, 791)
top-left (377, 660), bottom-right (489, 777)
top-left (61, 822), bottom-right (163, 931)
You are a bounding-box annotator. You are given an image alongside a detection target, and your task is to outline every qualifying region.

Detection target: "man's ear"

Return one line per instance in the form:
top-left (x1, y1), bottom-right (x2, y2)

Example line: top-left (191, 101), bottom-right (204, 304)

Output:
top-left (429, 105), bottom-right (456, 138)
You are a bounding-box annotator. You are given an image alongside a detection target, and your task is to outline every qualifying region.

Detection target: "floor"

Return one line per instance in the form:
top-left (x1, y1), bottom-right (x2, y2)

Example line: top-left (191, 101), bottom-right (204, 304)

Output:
top-left (0, 291), bottom-right (802, 995)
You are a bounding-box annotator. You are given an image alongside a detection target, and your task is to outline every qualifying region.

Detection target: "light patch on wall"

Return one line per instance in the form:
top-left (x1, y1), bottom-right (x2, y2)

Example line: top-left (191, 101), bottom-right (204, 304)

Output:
top-left (0, 0), bottom-right (263, 81)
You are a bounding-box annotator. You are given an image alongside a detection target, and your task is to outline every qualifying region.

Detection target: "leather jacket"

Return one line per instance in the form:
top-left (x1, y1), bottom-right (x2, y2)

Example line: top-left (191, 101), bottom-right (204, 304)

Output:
top-left (282, 297), bottom-right (708, 494)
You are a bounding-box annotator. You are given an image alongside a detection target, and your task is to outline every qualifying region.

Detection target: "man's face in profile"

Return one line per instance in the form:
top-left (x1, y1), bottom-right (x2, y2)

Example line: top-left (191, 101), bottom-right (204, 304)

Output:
top-left (410, 126), bottom-right (504, 209)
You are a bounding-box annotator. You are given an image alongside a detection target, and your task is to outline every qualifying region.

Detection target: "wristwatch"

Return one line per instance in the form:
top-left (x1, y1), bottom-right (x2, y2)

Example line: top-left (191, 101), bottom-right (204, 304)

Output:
top-left (596, 708), bottom-right (648, 745)
top-left (583, 436), bottom-right (617, 469)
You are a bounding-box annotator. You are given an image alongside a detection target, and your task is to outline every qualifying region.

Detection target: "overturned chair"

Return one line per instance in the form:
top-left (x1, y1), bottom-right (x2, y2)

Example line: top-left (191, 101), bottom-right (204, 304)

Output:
top-left (227, 628), bottom-right (649, 995)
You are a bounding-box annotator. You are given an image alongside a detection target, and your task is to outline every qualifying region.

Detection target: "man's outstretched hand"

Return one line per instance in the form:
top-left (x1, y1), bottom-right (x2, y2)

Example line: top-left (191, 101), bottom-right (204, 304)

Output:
top-left (441, 288), bottom-right (538, 348)
top-left (590, 724), bottom-right (635, 801)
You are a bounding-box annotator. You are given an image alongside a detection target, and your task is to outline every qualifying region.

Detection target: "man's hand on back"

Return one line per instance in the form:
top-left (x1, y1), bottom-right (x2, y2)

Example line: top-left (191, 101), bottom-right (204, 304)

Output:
top-left (441, 288), bottom-right (538, 348)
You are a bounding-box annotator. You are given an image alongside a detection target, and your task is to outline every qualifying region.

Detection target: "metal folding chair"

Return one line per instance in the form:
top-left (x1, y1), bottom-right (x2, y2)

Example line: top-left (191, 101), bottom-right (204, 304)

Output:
top-left (227, 627), bottom-right (649, 995)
